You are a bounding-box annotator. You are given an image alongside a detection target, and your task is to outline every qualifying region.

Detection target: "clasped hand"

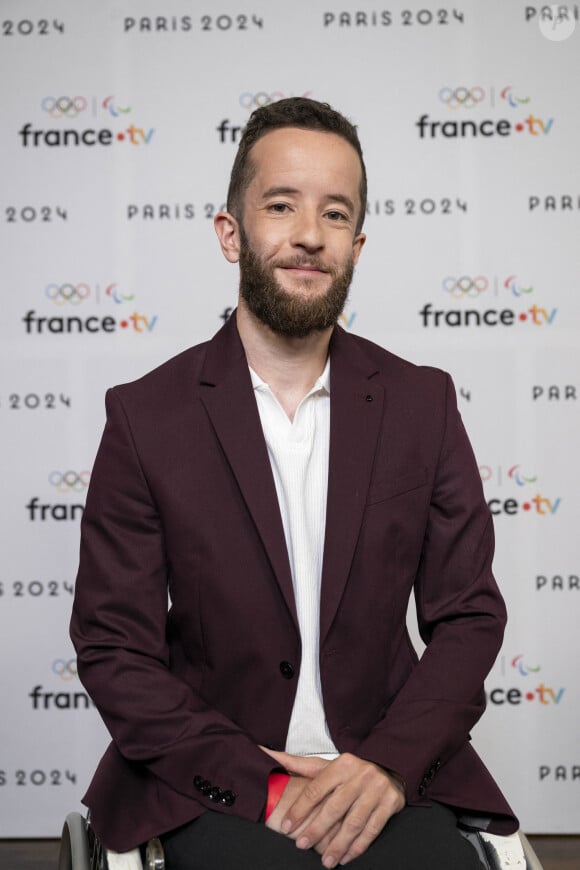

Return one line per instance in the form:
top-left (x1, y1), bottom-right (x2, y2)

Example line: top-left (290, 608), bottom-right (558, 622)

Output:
top-left (261, 748), bottom-right (405, 868)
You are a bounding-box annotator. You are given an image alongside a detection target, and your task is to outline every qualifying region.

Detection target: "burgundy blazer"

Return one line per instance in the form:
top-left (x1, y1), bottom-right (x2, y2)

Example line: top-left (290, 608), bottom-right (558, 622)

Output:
top-left (71, 313), bottom-right (517, 851)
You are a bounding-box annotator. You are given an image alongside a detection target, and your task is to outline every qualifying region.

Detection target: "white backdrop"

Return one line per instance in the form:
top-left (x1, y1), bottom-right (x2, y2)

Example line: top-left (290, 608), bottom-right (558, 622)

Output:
top-left (1, 0), bottom-right (579, 837)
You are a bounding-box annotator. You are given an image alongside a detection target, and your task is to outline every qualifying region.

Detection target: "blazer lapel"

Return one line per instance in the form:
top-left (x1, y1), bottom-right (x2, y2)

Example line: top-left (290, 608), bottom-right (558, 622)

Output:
top-left (198, 315), bottom-right (298, 629)
top-left (320, 327), bottom-right (385, 645)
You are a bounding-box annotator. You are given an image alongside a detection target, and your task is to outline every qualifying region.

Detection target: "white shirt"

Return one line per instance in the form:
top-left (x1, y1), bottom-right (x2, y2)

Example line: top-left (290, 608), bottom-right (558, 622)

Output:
top-left (250, 359), bottom-right (338, 758)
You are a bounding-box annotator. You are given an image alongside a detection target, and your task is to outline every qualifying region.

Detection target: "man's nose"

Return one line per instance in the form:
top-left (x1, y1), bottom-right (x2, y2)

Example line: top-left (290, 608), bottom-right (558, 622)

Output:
top-left (290, 211), bottom-right (324, 252)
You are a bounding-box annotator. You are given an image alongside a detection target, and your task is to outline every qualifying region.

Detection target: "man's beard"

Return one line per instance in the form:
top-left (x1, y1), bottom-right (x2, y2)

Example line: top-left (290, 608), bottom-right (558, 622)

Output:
top-left (238, 231), bottom-right (354, 339)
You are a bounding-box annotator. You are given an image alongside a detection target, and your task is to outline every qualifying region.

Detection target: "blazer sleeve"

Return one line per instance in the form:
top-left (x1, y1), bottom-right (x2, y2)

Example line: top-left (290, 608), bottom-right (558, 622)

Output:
top-left (70, 387), bottom-right (275, 821)
top-left (355, 374), bottom-right (506, 802)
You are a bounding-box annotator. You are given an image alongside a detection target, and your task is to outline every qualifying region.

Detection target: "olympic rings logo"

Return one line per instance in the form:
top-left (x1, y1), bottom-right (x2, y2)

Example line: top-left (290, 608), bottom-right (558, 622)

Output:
top-left (41, 96), bottom-right (88, 118)
top-left (442, 276), bottom-right (488, 298)
top-left (52, 659), bottom-right (78, 680)
top-left (239, 91), bottom-right (312, 112)
top-left (45, 284), bottom-right (91, 305)
top-left (439, 87), bottom-right (486, 109)
top-left (49, 471), bottom-right (91, 492)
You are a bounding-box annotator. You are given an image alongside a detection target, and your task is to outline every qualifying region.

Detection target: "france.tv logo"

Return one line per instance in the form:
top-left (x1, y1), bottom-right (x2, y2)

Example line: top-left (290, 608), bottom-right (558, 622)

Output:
top-left (18, 95), bottom-right (155, 148)
top-left (416, 85), bottom-right (554, 139)
top-left (418, 274), bottom-right (557, 328)
top-left (22, 282), bottom-right (158, 335)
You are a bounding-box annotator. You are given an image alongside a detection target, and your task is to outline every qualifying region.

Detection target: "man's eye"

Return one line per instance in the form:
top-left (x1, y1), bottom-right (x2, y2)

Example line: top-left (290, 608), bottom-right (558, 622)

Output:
top-left (269, 203), bottom-right (290, 213)
top-left (326, 210), bottom-right (348, 221)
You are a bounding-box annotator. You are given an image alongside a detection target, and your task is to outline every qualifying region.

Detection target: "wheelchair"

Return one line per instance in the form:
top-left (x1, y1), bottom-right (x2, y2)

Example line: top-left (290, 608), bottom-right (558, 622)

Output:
top-left (58, 810), bottom-right (544, 869)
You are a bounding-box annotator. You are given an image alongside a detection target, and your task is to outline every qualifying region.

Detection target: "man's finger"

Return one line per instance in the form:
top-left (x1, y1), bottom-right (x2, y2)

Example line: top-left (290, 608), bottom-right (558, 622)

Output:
top-left (320, 803), bottom-right (388, 867)
top-left (282, 754), bottom-right (358, 833)
top-left (285, 754), bottom-right (405, 864)
top-left (309, 821), bottom-right (341, 856)
top-left (259, 747), bottom-right (329, 779)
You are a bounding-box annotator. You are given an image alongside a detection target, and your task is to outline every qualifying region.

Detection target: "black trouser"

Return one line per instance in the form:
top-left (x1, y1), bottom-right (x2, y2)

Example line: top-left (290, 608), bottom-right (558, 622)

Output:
top-left (160, 802), bottom-right (484, 869)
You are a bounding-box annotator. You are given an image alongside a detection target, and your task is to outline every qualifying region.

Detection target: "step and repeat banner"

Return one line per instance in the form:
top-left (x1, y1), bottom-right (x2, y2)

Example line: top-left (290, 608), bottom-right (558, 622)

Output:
top-left (1, 0), bottom-right (578, 838)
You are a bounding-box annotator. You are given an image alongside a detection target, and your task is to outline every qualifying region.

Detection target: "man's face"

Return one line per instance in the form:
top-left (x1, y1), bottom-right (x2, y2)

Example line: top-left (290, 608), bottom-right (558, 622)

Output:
top-left (236, 127), bottom-right (366, 338)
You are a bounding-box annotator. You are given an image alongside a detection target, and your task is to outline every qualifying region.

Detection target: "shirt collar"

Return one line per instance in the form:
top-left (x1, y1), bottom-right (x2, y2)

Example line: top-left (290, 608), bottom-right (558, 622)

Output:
top-left (249, 356), bottom-right (331, 396)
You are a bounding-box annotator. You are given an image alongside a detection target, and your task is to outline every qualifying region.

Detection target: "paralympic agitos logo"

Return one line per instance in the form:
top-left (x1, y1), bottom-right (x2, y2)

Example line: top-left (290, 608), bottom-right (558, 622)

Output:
top-left (416, 85), bottom-right (554, 140)
top-left (18, 95), bottom-right (155, 148)
top-left (419, 274), bottom-right (558, 329)
top-left (22, 282), bottom-right (158, 335)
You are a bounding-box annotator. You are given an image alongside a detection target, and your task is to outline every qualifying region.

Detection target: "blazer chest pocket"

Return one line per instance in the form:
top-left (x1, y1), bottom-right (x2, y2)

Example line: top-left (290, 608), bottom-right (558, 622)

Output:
top-left (366, 467), bottom-right (428, 506)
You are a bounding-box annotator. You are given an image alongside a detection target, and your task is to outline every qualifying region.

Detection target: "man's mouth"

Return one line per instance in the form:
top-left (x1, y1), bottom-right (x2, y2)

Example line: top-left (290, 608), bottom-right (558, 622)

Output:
top-left (277, 261), bottom-right (328, 276)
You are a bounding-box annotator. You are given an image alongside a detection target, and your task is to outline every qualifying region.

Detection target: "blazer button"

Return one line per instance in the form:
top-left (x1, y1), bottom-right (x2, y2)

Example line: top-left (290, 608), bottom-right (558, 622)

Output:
top-left (220, 790), bottom-right (236, 806)
top-left (208, 787), bottom-right (222, 802)
top-left (279, 661), bottom-right (295, 679)
top-left (418, 784), bottom-right (426, 796)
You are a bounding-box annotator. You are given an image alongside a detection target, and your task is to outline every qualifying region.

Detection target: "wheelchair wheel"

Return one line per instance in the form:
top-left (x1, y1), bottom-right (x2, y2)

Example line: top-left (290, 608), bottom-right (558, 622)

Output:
top-left (58, 812), bottom-right (106, 870)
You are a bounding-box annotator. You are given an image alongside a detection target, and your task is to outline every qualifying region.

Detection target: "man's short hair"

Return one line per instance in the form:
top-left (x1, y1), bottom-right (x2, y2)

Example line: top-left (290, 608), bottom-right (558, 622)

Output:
top-left (226, 97), bottom-right (368, 234)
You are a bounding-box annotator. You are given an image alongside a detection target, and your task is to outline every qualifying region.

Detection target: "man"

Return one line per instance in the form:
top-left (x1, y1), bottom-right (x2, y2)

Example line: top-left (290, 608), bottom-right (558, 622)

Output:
top-left (71, 98), bottom-right (517, 869)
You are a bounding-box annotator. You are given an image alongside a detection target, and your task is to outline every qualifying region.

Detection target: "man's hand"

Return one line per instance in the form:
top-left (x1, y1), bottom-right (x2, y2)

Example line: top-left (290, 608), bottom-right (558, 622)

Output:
top-left (266, 770), bottom-right (342, 859)
top-left (263, 752), bottom-right (329, 836)
top-left (265, 773), bottom-right (314, 831)
top-left (261, 748), bottom-right (405, 868)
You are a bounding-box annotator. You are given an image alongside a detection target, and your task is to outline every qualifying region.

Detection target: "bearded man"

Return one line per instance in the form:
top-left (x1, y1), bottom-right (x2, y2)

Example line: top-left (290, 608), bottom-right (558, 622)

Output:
top-left (71, 98), bottom-right (516, 869)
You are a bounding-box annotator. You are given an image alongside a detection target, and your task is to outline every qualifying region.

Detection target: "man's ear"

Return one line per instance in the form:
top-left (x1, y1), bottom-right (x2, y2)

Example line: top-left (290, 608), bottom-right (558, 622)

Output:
top-left (352, 232), bottom-right (366, 265)
top-left (214, 211), bottom-right (241, 263)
